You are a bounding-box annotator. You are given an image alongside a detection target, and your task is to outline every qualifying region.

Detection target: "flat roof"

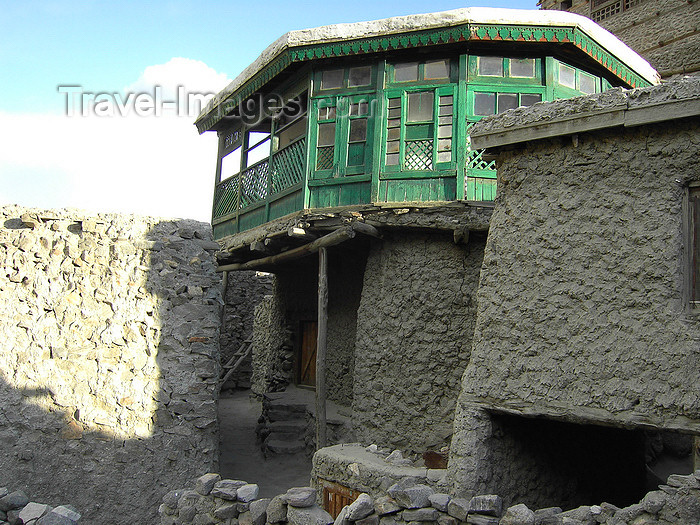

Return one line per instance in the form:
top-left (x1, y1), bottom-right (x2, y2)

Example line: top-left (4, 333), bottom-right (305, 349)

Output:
top-left (196, 7), bottom-right (660, 132)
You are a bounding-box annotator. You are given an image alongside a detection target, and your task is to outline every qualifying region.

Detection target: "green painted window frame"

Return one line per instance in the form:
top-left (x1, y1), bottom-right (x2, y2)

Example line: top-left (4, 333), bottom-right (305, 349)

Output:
top-left (467, 55), bottom-right (544, 86)
top-left (466, 86), bottom-right (546, 120)
top-left (309, 93), bottom-right (376, 180)
top-left (386, 58), bottom-right (457, 86)
top-left (551, 58), bottom-right (604, 97)
top-left (381, 84), bottom-right (458, 178)
top-left (312, 65), bottom-right (378, 95)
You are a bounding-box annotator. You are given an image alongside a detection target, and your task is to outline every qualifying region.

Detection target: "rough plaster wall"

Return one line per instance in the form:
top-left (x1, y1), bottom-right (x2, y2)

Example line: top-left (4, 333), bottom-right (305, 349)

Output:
top-left (0, 206), bottom-right (221, 525)
top-left (450, 120), bottom-right (700, 498)
top-left (326, 244), bottom-right (369, 407)
top-left (352, 232), bottom-right (484, 453)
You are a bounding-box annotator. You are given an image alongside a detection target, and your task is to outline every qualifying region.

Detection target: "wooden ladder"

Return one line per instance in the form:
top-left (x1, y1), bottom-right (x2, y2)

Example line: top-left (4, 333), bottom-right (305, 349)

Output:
top-left (219, 338), bottom-right (253, 392)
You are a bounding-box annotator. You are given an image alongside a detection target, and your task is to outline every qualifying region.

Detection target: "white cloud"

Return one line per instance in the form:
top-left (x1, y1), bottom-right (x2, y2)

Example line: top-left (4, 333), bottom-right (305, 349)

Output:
top-left (0, 58), bottom-right (231, 222)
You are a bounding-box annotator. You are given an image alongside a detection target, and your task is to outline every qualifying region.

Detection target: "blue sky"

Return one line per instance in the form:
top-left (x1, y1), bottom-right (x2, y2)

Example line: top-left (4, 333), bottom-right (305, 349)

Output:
top-left (0, 0), bottom-right (538, 221)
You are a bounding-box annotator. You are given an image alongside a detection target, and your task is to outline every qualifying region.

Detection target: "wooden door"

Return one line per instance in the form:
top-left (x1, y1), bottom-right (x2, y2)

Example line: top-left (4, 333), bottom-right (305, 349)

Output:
top-left (298, 321), bottom-right (317, 387)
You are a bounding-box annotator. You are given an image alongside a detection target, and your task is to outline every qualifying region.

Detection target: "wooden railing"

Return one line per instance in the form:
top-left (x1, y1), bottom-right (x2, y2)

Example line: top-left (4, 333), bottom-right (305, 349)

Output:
top-left (212, 137), bottom-right (306, 223)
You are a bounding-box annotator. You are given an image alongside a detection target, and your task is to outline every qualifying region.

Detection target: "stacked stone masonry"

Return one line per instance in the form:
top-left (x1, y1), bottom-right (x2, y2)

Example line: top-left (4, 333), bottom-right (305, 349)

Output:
top-left (160, 470), bottom-right (700, 525)
top-left (0, 487), bottom-right (80, 525)
top-left (0, 206), bottom-right (222, 525)
top-left (159, 474), bottom-right (334, 525)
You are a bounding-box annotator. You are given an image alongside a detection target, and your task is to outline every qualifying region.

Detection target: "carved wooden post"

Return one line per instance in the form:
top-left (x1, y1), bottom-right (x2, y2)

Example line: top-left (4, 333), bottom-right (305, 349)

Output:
top-left (316, 247), bottom-right (328, 449)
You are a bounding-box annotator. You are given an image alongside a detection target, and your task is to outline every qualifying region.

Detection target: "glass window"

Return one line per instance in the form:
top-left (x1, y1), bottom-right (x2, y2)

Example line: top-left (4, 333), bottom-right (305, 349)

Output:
top-left (511, 58), bottom-right (536, 78)
top-left (350, 101), bottom-right (370, 116)
top-left (521, 93), bottom-right (542, 107)
top-left (246, 139), bottom-right (270, 168)
top-left (317, 122), bottom-right (336, 147)
top-left (559, 64), bottom-right (576, 89)
top-left (475, 92), bottom-right (495, 116)
top-left (394, 62), bottom-right (419, 82)
top-left (424, 59), bottom-right (450, 80)
top-left (348, 66), bottom-right (372, 87)
top-left (407, 92), bottom-right (434, 123)
top-left (220, 147), bottom-right (242, 179)
top-left (349, 119), bottom-right (367, 143)
top-left (318, 106), bottom-right (336, 120)
top-left (277, 118), bottom-right (307, 150)
top-left (321, 69), bottom-right (344, 90)
top-left (579, 73), bottom-right (596, 94)
top-left (479, 57), bottom-right (504, 76)
top-left (497, 93), bottom-right (518, 113)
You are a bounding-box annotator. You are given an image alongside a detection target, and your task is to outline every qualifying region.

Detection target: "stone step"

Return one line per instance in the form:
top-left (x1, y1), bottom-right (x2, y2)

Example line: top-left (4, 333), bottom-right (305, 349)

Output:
top-left (265, 438), bottom-right (306, 454)
top-left (266, 408), bottom-right (308, 422)
top-left (268, 420), bottom-right (307, 433)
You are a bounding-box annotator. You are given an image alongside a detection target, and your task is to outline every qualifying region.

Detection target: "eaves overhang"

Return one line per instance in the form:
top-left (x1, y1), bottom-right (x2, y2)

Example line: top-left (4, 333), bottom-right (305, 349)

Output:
top-left (195, 7), bottom-right (660, 134)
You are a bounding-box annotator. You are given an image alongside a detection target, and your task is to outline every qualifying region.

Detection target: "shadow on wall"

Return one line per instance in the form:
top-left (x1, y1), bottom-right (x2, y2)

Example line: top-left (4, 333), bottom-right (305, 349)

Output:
top-left (0, 207), bottom-right (222, 525)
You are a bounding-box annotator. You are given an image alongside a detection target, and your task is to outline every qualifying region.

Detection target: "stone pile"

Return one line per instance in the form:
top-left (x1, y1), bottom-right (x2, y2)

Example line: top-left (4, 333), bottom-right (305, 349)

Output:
top-left (330, 471), bottom-right (700, 525)
top-left (164, 469), bottom-right (700, 525)
top-left (159, 474), bottom-right (334, 525)
top-left (0, 487), bottom-right (80, 525)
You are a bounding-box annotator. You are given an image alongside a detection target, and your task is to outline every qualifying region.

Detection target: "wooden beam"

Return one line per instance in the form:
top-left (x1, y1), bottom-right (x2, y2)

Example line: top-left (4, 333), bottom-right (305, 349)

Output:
top-left (217, 226), bottom-right (356, 272)
top-left (288, 226), bottom-right (318, 240)
top-left (316, 246), bottom-right (328, 450)
top-left (350, 221), bottom-right (382, 239)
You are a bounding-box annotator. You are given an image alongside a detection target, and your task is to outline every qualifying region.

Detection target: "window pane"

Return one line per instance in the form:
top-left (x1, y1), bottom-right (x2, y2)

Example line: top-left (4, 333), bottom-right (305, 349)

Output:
top-left (521, 93), bottom-right (542, 107)
top-left (246, 139), bottom-right (270, 167)
top-left (277, 117), bottom-right (307, 150)
top-left (439, 105), bottom-right (453, 117)
top-left (388, 107), bottom-right (401, 119)
top-left (438, 139), bottom-right (452, 151)
top-left (438, 116), bottom-right (452, 126)
top-left (317, 122), bottom-right (336, 147)
top-left (394, 62), bottom-right (419, 82)
top-left (348, 66), bottom-right (372, 87)
top-left (579, 73), bottom-right (596, 94)
top-left (437, 151), bottom-right (451, 163)
top-left (479, 56), bottom-right (504, 76)
top-left (424, 59), bottom-right (450, 80)
top-left (497, 93), bottom-right (518, 113)
top-left (247, 131), bottom-right (270, 148)
top-left (321, 69), bottom-right (344, 90)
top-left (221, 147), bottom-right (241, 178)
top-left (474, 92), bottom-right (495, 116)
top-left (388, 118), bottom-right (400, 128)
top-left (386, 140), bottom-right (400, 153)
top-left (350, 101), bottom-right (370, 116)
top-left (510, 58), bottom-right (536, 77)
top-left (386, 153), bottom-right (399, 165)
top-left (388, 97), bottom-right (401, 108)
top-left (318, 106), bottom-right (336, 120)
top-left (349, 119), bottom-right (367, 143)
top-left (438, 125), bottom-right (452, 138)
top-left (407, 92), bottom-right (434, 123)
top-left (559, 63), bottom-right (576, 88)
top-left (387, 127), bottom-right (400, 141)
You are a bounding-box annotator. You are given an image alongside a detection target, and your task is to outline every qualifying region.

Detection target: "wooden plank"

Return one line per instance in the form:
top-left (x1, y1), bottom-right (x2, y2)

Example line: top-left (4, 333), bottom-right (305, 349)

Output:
top-left (316, 247), bottom-right (328, 450)
top-left (218, 226), bottom-right (356, 272)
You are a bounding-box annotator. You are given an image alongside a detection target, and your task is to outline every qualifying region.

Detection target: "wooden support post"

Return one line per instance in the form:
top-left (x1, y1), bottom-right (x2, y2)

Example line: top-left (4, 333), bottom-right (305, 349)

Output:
top-left (316, 246), bottom-right (328, 450)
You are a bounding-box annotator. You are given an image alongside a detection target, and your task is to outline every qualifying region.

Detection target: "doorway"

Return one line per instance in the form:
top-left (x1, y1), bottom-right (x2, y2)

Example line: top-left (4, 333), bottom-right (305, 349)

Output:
top-left (298, 320), bottom-right (317, 388)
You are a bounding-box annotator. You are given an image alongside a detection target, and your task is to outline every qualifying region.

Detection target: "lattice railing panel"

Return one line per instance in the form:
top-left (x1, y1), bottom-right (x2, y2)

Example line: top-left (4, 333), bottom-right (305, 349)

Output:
top-left (466, 123), bottom-right (497, 172)
top-left (213, 176), bottom-right (240, 219)
top-left (405, 140), bottom-right (433, 171)
top-left (240, 161), bottom-right (269, 208)
top-left (271, 138), bottom-right (306, 195)
top-left (316, 146), bottom-right (334, 171)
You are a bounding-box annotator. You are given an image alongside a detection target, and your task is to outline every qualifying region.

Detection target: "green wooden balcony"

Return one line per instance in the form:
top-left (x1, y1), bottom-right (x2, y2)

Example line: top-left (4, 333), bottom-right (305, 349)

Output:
top-left (212, 138), bottom-right (306, 239)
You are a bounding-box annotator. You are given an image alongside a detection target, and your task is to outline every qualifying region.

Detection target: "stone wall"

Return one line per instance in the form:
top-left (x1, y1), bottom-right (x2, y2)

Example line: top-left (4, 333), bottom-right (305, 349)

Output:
top-left (451, 82), bottom-right (700, 504)
top-left (251, 292), bottom-right (291, 396)
top-left (352, 232), bottom-right (484, 454)
top-left (221, 271), bottom-right (273, 389)
top-left (0, 206), bottom-right (221, 525)
top-left (540, 0), bottom-right (700, 76)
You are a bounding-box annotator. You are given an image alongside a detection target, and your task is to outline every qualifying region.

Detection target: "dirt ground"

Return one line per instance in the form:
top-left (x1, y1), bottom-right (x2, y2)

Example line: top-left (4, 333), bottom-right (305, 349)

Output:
top-left (218, 389), bottom-right (313, 497)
